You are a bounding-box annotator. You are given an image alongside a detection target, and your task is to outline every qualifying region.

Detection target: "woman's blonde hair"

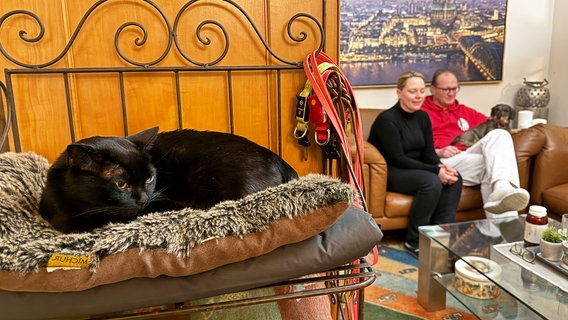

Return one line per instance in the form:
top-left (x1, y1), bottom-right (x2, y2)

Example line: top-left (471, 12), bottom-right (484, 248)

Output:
top-left (397, 71), bottom-right (425, 90)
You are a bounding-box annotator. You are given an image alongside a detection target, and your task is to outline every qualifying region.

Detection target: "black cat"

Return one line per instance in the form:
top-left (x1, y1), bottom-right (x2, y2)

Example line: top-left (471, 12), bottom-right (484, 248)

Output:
top-left (39, 127), bottom-right (298, 233)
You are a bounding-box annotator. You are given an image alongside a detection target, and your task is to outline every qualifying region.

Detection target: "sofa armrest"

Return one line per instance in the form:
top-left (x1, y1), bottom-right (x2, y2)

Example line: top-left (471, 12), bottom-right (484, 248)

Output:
top-left (361, 141), bottom-right (387, 217)
top-left (512, 126), bottom-right (545, 190)
top-left (530, 124), bottom-right (568, 205)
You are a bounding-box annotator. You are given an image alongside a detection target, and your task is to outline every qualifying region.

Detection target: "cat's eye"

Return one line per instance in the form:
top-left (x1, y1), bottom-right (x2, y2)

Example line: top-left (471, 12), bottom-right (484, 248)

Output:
top-left (146, 176), bottom-right (155, 184)
top-left (115, 181), bottom-right (129, 189)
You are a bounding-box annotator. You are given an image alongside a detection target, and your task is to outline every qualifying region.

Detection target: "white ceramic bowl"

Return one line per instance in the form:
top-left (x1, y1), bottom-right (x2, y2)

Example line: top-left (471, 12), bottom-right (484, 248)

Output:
top-left (454, 256), bottom-right (502, 299)
top-left (561, 240), bottom-right (568, 270)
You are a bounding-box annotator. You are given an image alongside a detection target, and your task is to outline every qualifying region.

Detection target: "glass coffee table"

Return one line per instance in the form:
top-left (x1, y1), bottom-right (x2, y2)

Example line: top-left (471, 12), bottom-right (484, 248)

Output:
top-left (418, 216), bottom-right (568, 319)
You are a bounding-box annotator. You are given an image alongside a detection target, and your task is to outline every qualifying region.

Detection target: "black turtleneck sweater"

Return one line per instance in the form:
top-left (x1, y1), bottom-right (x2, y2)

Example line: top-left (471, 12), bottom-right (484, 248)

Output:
top-left (368, 102), bottom-right (441, 174)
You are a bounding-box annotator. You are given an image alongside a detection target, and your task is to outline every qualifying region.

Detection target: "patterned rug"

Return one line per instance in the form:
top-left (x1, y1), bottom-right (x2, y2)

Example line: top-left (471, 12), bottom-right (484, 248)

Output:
top-left (364, 232), bottom-right (477, 320)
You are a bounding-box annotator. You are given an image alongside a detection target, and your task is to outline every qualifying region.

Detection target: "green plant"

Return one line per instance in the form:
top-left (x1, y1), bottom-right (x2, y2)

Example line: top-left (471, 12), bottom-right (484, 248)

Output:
top-left (541, 226), bottom-right (566, 243)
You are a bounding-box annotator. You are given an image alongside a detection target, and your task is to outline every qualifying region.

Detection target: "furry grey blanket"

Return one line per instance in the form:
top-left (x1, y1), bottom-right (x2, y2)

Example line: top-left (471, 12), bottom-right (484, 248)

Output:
top-left (0, 152), bottom-right (355, 273)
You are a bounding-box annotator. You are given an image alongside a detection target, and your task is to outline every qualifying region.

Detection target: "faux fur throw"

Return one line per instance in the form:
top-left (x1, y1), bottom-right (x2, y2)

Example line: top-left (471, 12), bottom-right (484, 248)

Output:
top-left (0, 152), bottom-right (355, 273)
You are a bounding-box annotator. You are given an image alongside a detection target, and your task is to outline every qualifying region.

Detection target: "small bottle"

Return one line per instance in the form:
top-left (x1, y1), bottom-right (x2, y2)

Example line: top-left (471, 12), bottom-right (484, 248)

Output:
top-left (524, 205), bottom-right (548, 247)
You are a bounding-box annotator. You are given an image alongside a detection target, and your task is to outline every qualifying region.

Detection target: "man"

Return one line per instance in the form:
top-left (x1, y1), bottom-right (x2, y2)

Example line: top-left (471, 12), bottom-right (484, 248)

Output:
top-left (421, 69), bottom-right (529, 218)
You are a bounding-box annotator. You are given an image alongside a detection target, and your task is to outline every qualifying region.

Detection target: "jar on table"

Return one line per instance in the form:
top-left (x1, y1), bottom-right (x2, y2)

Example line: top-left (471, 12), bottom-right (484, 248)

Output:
top-left (524, 205), bottom-right (548, 247)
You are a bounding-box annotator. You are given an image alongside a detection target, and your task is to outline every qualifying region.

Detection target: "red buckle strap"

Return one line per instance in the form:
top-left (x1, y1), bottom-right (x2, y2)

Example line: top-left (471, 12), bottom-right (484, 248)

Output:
top-left (307, 95), bottom-right (330, 145)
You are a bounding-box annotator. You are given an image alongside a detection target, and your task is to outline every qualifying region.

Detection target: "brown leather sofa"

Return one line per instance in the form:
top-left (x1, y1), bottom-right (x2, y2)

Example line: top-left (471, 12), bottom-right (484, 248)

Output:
top-left (359, 123), bottom-right (565, 230)
top-left (517, 124), bottom-right (568, 221)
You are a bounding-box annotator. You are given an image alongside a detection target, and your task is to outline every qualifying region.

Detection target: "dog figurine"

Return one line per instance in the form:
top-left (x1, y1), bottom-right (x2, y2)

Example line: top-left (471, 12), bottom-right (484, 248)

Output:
top-left (450, 104), bottom-right (513, 147)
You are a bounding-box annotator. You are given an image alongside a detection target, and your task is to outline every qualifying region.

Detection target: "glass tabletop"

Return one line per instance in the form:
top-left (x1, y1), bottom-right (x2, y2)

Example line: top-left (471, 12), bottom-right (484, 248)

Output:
top-left (418, 216), bottom-right (568, 320)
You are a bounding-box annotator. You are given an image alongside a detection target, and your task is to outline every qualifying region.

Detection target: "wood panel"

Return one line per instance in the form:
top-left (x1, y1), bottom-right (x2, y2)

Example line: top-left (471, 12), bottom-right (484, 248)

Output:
top-left (0, 0), bottom-right (70, 157)
top-left (9, 74), bottom-right (71, 154)
top-left (266, 0), bottom-right (333, 175)
top-left (0, 0), bottom-right (339, 176)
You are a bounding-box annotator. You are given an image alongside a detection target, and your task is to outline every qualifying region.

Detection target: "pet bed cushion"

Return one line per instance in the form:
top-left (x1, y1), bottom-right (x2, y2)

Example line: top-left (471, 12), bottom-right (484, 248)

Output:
top-left (0, 204), bottom-right (382, 320)
top-left (0, 152), bottom-right (356, 293)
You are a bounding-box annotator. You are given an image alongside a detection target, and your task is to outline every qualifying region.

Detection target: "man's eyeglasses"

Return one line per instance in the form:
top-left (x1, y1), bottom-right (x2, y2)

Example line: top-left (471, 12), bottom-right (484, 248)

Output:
top-left (434, 86), bottom-right (460, 94)
top-left (509, 242), bottom-right (536, 264)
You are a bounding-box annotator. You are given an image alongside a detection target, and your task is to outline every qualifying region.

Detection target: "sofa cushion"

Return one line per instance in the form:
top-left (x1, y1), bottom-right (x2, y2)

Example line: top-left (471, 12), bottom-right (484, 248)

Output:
top-left (542, 184), bottom-right (568, 215)
top-left (384, 192), bottom-right (413, 217)
top-left (383, 185), bottom-right (482, 218)
top-left (457, 186), bottom-right (483, 211)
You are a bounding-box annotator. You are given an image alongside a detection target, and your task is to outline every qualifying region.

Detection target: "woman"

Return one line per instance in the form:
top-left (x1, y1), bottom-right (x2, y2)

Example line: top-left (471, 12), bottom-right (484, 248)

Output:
top-left (368, 71), bottom-right (462, 256)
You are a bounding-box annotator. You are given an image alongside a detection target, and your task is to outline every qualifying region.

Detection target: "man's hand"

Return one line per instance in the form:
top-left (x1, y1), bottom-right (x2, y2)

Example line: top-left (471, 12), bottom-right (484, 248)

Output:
top-left (436, 145), bottom-right (462, 158)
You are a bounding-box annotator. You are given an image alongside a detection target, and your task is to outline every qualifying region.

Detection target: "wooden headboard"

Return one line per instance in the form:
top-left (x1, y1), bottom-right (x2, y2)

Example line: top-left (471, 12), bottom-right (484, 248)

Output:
top-left (0, 0), bottom-right (339, 175)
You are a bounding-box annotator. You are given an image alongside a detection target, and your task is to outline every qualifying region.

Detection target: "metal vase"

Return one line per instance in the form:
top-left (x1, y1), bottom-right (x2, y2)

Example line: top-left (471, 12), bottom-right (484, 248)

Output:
top-left (515, 78), bottom-right (551, 108)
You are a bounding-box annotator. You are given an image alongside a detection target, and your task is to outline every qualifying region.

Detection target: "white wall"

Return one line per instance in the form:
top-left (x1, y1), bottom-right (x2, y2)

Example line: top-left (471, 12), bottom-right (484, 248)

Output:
top-left (548, 0), bottom-right (568, 127)
top-left (353, 0), bottom-right (563, 126)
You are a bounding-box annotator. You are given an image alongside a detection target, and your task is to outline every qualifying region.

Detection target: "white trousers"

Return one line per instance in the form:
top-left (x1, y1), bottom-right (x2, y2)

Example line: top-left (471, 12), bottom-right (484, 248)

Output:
top-left (441, 129), bottom-right (520, 219)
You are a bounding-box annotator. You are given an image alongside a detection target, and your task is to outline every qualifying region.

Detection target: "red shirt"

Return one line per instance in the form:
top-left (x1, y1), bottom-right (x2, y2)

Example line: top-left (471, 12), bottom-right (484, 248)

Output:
top-left (421, 96), bottom-right (488, 150)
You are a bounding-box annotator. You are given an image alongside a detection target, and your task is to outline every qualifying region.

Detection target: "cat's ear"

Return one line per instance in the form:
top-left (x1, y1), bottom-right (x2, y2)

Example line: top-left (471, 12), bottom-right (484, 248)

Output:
top-left (127, 127), bottom-right (159, 151)
top-left (66, 143), bottom-right (98, 169)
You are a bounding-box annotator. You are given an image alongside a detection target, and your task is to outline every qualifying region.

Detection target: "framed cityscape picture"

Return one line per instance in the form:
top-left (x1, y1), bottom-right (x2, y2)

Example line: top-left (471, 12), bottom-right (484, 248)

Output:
top-left (339, 0), bottom-right (508, 87)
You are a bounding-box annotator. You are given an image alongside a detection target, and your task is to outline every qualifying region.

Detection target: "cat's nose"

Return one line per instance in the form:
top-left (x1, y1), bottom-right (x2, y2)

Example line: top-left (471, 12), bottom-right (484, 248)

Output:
top-left (137, 192), bottom-right (149, 207)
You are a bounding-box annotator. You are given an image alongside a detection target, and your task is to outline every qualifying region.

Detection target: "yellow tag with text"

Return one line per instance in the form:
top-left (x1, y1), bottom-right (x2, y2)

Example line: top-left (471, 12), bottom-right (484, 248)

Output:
top-left (47, 254), bottom-right (92, 269)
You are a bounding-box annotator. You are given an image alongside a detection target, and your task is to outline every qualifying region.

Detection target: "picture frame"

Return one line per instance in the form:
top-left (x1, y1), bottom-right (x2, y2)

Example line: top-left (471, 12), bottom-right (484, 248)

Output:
top-left (339, 0), bottom-right (508, 87)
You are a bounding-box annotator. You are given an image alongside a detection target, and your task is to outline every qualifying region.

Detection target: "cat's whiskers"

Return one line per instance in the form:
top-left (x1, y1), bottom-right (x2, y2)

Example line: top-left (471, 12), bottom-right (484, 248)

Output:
top-left (146, 187), bottom-right (170, 203)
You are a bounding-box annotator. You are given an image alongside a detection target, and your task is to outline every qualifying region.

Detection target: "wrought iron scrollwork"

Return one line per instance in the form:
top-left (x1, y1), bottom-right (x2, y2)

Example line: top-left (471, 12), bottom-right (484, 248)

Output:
top-left (113, 1), bottom-right (173, 67)
top-left (0, 0), bottom-right (324, 69)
